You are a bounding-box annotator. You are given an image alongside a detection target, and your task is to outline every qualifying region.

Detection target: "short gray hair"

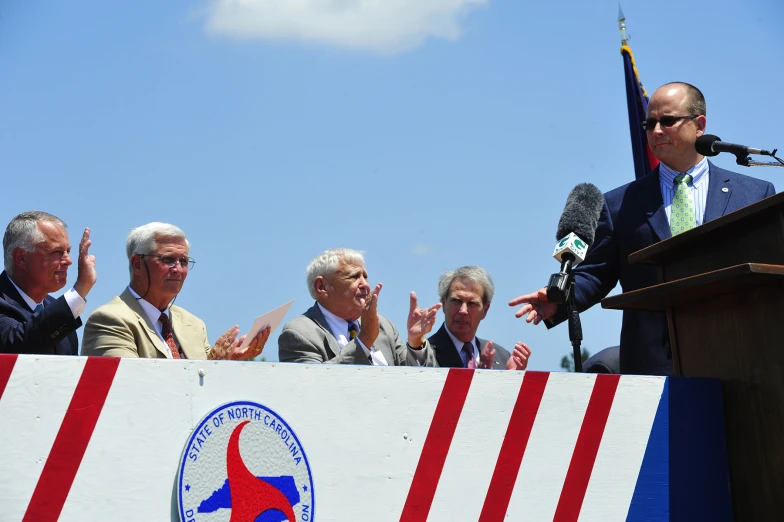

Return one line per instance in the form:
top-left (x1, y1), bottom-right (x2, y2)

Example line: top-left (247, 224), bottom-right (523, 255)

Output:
top-left (126, 222), bottom-right (190, 277)
top-left (437, 266), bottom-right (495, 305)
top-left (3, 211), bottom-right (67, 273)
top-left (305, 248), bottom-right (365, 299)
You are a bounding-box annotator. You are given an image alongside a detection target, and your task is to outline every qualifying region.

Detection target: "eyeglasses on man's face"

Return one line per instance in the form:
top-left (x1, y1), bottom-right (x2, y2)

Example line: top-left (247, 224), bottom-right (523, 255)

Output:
top-left (137, 253), bottom-right (195, 270)
top-left (641, 115), bottom-right (697, 131)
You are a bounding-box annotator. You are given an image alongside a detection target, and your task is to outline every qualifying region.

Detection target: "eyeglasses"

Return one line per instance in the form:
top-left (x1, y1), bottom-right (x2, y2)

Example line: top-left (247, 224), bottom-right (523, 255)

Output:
top-left (641, 115), bottom-right (697, 130)
top-left (137, 254), bottom-right (195, 270)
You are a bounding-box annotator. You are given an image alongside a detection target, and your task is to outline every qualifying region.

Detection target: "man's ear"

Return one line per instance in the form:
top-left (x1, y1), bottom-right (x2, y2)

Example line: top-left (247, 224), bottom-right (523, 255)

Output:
top-left (481, 303), bottom-right (491, 319)
top-left (12, 248), bottom-right (27, 272)
top-left (695, 114), bottom-right (707, 136)
top-left (130, 254), bottom-right (144, 274)
top-left (313, 276), bottom-right (329, 298)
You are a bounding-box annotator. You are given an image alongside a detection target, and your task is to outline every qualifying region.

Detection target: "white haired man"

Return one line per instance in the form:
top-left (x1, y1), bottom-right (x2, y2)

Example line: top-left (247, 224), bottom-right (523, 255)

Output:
top-left (82, 222), bottom-right (268, 360)
top-left (0, 211), bottom-right (96, 354)
top-left (429, 266), bottom-right (530, 370)
top-left (278, 248), bottom-right (441, 365)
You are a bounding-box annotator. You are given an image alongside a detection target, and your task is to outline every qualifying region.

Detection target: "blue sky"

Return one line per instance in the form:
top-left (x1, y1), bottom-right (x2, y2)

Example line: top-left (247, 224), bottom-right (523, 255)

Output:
top-left (1, 0), bottom-right (782, 370)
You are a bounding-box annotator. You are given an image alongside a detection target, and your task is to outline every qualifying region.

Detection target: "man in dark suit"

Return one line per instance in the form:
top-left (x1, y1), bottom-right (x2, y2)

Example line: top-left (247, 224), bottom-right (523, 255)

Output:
top-left (430, 266), bottom-right (530, 370)
top-left (278, 248), bottom-right (441, 365)
top-left (0, 211), bottom-right (96, 355)
top-left (510, 82), bottom-right (775, 375)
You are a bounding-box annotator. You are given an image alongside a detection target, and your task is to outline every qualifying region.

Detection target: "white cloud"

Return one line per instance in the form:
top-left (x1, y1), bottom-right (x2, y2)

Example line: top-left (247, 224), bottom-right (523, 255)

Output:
top-left (203, 0), bottom-right (489, 54)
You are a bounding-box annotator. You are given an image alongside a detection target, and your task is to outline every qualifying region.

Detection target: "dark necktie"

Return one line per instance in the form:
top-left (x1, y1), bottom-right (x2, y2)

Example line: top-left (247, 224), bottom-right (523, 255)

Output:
top-left (159, 312), bottom-right (182, 359)
top-left (34, 303), bottom-right (44, 313)
top-left (349, 323), bottom-right (372, 364)
top-left (348, 322), bottom-right (359, 341)
top-left (462, 342), bottom-right (476, 369)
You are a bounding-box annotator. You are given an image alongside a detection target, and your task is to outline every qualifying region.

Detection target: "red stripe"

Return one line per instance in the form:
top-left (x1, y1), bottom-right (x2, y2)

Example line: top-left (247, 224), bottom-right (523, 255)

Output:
top-left (22, 357), bottom-right (120, 522)
top-left (399, 368), bottom-right (474, 522)
top-left (552, 374), bottom-right (621, 522)
top-left (478, 371), bottom-right (550, 521)
top-left (647, 145), bottom-right (661, 171)
top-left (0, 354), bottom-right (19, 400)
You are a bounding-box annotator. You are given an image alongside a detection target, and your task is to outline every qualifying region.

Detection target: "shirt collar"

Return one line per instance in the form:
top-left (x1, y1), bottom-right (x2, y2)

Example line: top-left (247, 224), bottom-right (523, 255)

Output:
top-left (7, 275), bottom-right (42, 311)
top-left (444, 323), bottom-right (477, 355)
top-left (128, 286), bottom-right (170, 326)
top-left (659, 156), bottom-right (709, 188)
top-left (316, 302), bottom-right (351, 339)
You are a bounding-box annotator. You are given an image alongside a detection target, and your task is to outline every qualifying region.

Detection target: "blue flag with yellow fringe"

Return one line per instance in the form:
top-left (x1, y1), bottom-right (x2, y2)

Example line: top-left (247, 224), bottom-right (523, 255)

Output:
top-left (621, 44), bottom-right (659, 179)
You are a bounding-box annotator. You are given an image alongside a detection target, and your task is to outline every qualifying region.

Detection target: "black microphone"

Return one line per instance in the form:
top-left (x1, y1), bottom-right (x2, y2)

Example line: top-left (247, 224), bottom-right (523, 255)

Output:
top-left (695, 134), bottom-right (773, 158)
top-left (547, 183), bottom-right (604, 304)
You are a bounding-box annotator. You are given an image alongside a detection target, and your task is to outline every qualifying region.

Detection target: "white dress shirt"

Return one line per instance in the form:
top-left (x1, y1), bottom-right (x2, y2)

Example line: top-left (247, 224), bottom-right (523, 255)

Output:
top-left (8, 276), bottom-right (85, 319)
top-left (444, 324), bottom-right (479, 367)
top-left (127, 286), bottom-right (178, 358)
top-left (660, 157), bottom-right (710, 226)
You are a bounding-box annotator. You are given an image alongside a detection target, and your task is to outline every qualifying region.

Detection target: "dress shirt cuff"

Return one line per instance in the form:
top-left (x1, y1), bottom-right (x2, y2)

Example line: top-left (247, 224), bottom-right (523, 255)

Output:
top-left (355, 337), bottom-right (373, 358)
top-left (64, 288), bottom-right (86, 319)
top-left (408, 342), bottom-right (427, 363)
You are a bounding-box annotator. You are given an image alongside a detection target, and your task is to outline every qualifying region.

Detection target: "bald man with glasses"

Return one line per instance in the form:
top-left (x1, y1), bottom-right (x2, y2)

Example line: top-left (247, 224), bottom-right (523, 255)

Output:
top-left (511, 82), bottom-right (775, 376)
top-left (82, 222), bottom-right (269, 360)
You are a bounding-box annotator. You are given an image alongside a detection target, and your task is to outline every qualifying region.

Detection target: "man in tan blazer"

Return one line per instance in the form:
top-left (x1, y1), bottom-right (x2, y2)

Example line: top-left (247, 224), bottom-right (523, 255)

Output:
top-left (82, 222), bottom-right (268, 360)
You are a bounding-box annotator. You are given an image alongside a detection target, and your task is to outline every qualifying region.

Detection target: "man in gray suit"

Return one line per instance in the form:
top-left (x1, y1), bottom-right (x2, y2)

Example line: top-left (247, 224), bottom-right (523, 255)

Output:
top-left (429, 266), bottom-right (531, 370)
top-left (278, 248), bottom-right (441, 365)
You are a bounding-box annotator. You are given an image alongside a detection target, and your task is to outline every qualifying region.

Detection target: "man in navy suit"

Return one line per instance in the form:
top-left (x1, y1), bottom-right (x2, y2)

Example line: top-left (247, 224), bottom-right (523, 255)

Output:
top-left (510, 82), bottom-right (775, 375)
top-left (429, 266), bottom-right (531, 370)
top-left (0, 211), bottom-right (97, 355)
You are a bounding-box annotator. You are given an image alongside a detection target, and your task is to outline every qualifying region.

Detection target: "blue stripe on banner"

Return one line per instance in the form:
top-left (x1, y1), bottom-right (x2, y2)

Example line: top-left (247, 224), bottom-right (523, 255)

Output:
top-left (668, 378), bottom-right (733, 522)
top-left (626, 379), bottom-right (669, 522)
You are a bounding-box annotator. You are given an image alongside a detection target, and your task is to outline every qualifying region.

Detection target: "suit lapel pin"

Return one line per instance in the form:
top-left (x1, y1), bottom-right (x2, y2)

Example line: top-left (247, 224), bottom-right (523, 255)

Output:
top-left (722, 188), bottom-right (729, 192)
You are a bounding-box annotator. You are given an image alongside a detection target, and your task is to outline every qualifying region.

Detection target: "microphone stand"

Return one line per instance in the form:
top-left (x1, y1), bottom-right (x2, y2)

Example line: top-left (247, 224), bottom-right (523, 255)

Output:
top-left (566, 276), bottom-right (583, 373)
top-left (732, 149), bottom-right (784, 168)
top-left (546, 255), bottom-right (584, 372)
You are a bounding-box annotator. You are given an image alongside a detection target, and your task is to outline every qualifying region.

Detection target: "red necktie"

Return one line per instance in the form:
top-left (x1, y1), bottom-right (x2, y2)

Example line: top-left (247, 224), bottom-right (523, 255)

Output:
top-left (159, 312), bottom-right (182, 359)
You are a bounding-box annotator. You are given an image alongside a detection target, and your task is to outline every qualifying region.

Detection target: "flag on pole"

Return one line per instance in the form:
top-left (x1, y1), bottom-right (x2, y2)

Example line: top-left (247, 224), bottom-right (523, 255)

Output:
top-left (621, 44), bottom-right (659, 179)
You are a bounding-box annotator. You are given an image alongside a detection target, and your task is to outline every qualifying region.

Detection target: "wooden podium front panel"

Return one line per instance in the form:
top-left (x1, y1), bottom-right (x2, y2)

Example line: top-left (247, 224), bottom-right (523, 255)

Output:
top-left (628, 192), bottom-right (784, 282)
top-left (668, 284), bottom-right (784, 521)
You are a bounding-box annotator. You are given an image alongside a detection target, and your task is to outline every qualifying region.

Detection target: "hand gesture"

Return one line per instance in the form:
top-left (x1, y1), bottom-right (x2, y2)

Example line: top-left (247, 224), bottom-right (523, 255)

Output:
top-left (508, 287), bottom-right (558, 325)
top-left (477, 340), bottom-right (496, 369)
top-left (358, 283), bottom-right (382, 349)
top-left (209, 325), bottom-right (272, 361)
top-left (74, 228), bottom-right (97, 299)
top-left (231, 325), bottom-right (272, 361)
top-left (407, 291), bottom-right (441, 348)
top-left (506, 341), bottom-right (532, 370)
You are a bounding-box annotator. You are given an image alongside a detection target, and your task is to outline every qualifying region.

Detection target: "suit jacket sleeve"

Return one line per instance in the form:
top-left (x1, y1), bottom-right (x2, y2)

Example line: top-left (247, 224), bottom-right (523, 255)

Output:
top-left (0, 295), bottom-right (81, 354)
top-left (382, 318), bottom-right (438, 367)
top-left (81, 308), bottom-right (141, 357)
top-left (278, 324), bottom-right (371, 364)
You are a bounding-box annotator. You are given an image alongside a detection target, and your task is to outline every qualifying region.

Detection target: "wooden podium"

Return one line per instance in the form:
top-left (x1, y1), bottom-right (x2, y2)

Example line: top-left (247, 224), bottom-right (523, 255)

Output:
top-left (603, 191), bottom-right (784, 520)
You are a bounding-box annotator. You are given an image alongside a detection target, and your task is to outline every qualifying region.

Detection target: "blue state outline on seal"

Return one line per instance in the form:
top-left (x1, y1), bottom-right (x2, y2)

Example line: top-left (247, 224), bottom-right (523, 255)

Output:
top-left (177, 400), bottom-right (315, 522)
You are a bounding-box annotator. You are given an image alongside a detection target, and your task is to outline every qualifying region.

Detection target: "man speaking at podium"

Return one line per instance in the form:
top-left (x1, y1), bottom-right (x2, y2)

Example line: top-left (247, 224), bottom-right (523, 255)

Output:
top-left (510, 82), bottom-right (775, 376)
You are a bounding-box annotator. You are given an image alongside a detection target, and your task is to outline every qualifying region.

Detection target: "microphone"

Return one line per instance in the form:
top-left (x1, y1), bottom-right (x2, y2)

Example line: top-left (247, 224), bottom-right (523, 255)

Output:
top-left (695, 134), bottom-right (773, 158)
top-left (547, 183), bottom-right (604, 304)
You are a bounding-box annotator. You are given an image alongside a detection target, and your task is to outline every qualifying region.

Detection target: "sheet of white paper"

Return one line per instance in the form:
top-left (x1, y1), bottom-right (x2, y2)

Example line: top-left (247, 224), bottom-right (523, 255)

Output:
top-left (238, 300), bottom-right (295, 350)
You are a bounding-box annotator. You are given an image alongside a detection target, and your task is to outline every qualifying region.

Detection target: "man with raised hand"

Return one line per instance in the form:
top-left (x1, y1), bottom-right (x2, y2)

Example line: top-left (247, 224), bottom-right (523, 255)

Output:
top-left (510, 82), bottom-right (775, 375)
top-left (278, 248), bottom-right (440, 366)
top-left (0, 211), bottom-right (96, 355)
top-left (82, 222), bottom-right (269, 360)
top-left (429, 266), bottom-right (530, 370)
